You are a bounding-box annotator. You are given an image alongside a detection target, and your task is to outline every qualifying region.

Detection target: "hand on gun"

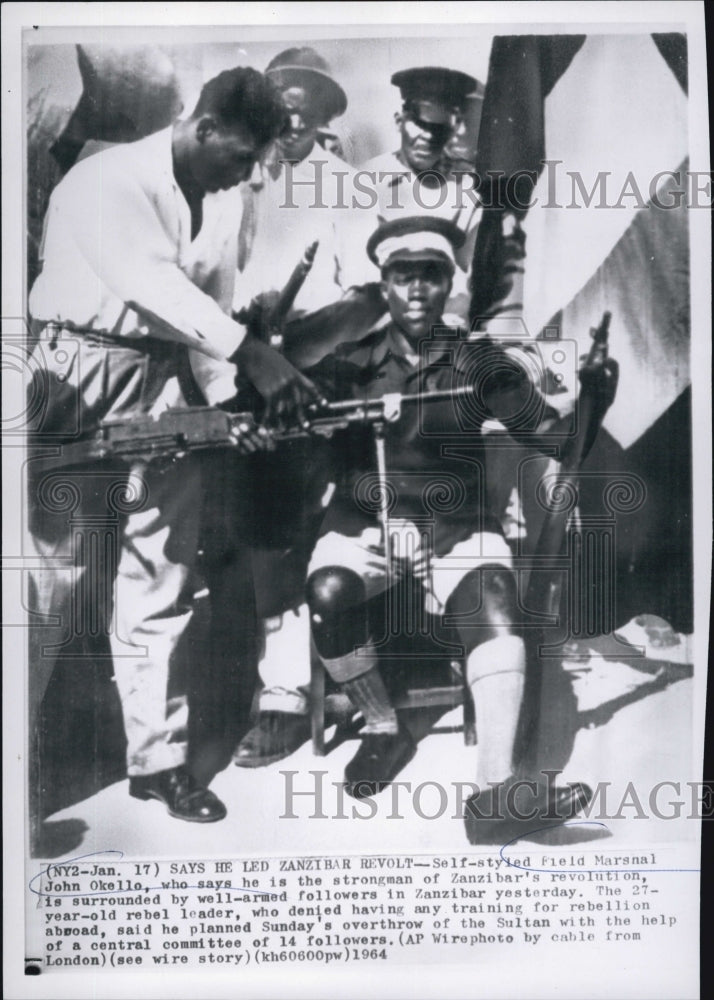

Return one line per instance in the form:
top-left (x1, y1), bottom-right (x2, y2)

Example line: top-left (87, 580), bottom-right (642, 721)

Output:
top-left (231, 416), bottom-right (275, 454)
top-left (232, 334), bottom-right (327, 430)
top-left (236, 241), bottom-right (320, 349)
top-left (578, 354), bottom-right (619, 412)
top-left (577, 311), bottom-right (619, 413)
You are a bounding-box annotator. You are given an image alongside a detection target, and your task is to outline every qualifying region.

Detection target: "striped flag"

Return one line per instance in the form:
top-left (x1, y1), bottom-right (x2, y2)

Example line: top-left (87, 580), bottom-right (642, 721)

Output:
top-left (471, 32), bottom-right (692, 635)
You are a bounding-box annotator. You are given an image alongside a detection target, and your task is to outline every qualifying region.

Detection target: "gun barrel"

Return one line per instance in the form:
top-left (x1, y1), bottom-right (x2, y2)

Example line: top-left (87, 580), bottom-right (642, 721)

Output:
top-left (267, 240), bottom-right (320, 330)
top-left (312, 382), bottom-right (473, 418)
top-left (585, 310), bottom-right (611, 366)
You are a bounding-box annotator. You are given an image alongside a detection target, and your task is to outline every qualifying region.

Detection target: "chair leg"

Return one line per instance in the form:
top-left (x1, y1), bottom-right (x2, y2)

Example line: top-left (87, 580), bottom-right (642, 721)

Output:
top-left (462, 666), bottom-right (477, 746)
top-left (310, 647), bottom-right (325, 756)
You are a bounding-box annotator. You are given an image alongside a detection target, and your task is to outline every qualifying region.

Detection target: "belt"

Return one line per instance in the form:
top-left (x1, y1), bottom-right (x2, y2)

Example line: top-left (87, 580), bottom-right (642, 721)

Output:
top-left (44, 323), bottom-right (175, 356)
top-left (43, 324), bottom-right (209, 406)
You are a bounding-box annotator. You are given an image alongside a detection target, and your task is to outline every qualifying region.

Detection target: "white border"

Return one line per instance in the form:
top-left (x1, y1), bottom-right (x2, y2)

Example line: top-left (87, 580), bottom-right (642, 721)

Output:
top-left (3, 3), bottom-right (709, 999)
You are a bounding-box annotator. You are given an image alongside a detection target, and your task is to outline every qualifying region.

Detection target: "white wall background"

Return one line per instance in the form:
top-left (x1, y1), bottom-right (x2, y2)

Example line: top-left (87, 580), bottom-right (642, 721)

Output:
top-left (26, 28), bottom-right (494, 166)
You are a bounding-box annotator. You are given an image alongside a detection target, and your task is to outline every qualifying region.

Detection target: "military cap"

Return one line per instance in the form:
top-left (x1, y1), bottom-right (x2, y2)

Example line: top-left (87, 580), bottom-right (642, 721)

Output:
top-left (391, 66), bottom-right (478, 125)
top-left (367, 215), bottom-right (465, 273)
top-left (266, 47), bottom-right (347, 121)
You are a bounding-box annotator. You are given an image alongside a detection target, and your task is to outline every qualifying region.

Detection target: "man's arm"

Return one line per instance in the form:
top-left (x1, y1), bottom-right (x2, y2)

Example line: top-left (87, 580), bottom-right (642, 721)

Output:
top-left (300, 352), bottom-right (346, 403)
top-left (282, 286), bottom-right (387, 370)
top-left (483, 346), bottom-right (618, 458)
top-left (41, 161), bottom-right (322, 425)
top-left (58, 164), bottom-right (247, 361)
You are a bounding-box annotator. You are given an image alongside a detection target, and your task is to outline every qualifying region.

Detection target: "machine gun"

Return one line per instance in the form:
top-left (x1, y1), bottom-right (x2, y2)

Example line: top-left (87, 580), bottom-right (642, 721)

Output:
top-left (29, 407), bottom-right (269, 472)
top-left (31, 315), bottom-right (615, 585)
top-left (28, 380), bottom-right (484, 574)
top-left (29, 380), bottom-right (478, 473)
top-left (31, 315), bottom-right (614, 478)
top-left (30, 314), bottom-right (615, 473)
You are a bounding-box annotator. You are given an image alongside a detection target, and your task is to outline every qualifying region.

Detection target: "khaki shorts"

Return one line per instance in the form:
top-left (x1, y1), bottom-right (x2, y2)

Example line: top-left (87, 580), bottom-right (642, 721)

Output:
top-left (309, 520), bottom-right (512, 616)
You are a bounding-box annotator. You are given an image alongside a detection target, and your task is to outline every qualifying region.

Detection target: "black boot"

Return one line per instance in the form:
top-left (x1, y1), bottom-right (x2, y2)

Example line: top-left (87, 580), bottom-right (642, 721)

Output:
top-left (464, 776), bottom-right (592, 844)
top-left (344, 726), bottom-right (416, 799)
top-left (337, 667), bottom-right (414, 798)
top-left (233, 711), bottom-right (311, 767)
top-left (129, 765), bottom-right (227, 822)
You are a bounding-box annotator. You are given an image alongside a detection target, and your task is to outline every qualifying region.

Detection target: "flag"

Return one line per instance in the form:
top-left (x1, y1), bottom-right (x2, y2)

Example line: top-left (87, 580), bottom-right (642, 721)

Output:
top-left (471, 32), bottom-right (692, 635)
top-left (470, 34), bottom-right (585, 326)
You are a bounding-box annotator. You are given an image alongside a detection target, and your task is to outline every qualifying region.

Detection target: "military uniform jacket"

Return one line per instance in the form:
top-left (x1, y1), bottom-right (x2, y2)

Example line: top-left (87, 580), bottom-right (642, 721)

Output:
top-left (307, 322), bottom-right (559, 554)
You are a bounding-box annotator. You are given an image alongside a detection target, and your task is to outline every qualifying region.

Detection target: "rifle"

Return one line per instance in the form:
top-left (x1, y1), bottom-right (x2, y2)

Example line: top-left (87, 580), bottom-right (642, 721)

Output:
top-left (236, 240), bottom-right (319, 348)
top-left (525, 310), bottom-right (612, 613)
top-left (517, 311), bottom-right (613, 774)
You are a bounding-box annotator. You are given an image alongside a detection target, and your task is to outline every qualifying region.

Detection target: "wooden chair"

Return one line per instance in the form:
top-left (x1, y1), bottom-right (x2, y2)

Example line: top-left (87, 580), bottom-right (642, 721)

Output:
top-left (308, 587), bottom-right (477, 755)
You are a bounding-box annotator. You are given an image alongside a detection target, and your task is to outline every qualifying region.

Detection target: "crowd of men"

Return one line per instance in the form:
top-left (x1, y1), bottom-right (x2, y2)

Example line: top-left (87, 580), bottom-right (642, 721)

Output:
top-left (28, 47), bottom-right (617, 841)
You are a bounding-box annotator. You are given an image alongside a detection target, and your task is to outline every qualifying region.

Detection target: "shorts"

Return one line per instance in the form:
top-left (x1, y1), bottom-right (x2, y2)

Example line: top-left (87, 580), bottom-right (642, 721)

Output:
top-left (308, 519), bottom-right (512, 616)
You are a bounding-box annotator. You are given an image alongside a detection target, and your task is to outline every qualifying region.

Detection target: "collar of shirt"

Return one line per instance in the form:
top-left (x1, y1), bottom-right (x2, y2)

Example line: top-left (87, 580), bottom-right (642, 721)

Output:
top-left (347, 322), bottom-right (477, 382)
top-left (131, 123), bottom-right (176, 179)
top-left (380, 150), bottom-right (446, 189)
top-left (269, 142), bottom-right (349, 180)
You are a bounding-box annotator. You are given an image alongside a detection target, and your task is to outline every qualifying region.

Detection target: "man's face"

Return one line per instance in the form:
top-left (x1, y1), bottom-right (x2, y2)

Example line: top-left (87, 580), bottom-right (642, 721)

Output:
top-left (382, 258), bottom-right (452, 342)
top-left (443, 113), bottom-right (478, 171)
top-left (319, 132), bottom-right (345, 159)
top-left (278, 85), bottom-right (322, 162)
top-left (193, 119), bottom-right (262, 193)
top-left (397, 111), bottom-right (453, 172)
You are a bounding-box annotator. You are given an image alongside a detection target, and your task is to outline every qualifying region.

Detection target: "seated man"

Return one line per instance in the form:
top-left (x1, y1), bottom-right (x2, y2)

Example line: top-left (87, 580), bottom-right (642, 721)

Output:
top-left (304, 216), bottom-right (617, 841)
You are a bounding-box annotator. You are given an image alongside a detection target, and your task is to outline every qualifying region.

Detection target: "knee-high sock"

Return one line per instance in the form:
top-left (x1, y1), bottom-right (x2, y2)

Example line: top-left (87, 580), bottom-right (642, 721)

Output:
top-left (320, 642), bottom-right (398, 735)
top-left (259, 605), bottom-right (311, 715)
top-left (466, 635), bottom-right (525, 787)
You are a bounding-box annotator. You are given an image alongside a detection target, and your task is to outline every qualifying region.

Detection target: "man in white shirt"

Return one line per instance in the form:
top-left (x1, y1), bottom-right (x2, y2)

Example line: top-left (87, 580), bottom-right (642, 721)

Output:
top-left (235, 48), bottom-right (376, 350)
top-left (360, 67), bottom-right (482, 322)
top-left (28, 67), bottom-right (319, 823)
top-left (190, 47), bottom-right (377, 406)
